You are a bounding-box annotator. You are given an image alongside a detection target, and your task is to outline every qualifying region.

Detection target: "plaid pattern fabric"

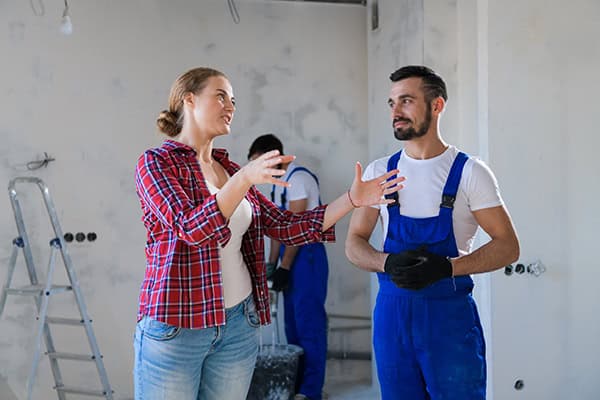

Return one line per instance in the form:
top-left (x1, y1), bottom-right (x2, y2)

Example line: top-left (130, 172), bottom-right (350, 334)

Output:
top-left (135, 140), bottom-right (335, 329)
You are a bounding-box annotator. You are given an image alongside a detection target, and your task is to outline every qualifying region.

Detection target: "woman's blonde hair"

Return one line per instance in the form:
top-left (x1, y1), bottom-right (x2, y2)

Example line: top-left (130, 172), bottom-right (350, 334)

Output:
top-left (156, 67), bottom-right (226, 137)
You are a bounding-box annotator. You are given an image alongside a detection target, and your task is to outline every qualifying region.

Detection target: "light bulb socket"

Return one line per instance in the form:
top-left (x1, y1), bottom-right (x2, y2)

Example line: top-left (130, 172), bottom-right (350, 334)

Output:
top-left (60, 15), bottom-right (72, 35)
top-left (60, 0), bottom-right (72, 35)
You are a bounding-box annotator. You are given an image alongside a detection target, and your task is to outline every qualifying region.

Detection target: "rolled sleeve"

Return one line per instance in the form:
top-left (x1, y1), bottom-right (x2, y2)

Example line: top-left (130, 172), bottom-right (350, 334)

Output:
top-left (304, 204), bottom-right (336, 242)
top-left (258, 190), bottom-right (336, 245)
top-left (176, 194), bottom-right (232, 247)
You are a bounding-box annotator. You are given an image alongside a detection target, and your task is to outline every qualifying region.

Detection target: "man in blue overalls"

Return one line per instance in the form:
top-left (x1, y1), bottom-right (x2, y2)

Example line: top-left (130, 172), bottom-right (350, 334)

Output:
top-left (345, 66), bottom-right (520, 399)
top-left (248, 134), bottom-right (328, 400)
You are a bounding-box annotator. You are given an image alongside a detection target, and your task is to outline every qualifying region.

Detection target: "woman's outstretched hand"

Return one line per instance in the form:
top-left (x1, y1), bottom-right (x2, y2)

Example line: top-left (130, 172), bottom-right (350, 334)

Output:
top-left (240, 150), bottom-right (295, 187)
top-left (348, 162), bottom-right (405, 207)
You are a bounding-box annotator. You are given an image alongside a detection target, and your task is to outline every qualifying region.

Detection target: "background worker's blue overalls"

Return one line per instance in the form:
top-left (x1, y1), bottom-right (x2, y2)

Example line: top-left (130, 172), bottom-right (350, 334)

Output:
top-left (271, 167), bottom-right (328, 400)
top-left (375, 150), bottom-right (486, 400)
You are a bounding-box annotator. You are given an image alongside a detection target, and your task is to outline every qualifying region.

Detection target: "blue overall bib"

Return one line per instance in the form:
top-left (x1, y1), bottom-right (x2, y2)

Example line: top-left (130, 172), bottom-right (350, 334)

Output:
top-left (374, 150), bottom-right (486, 400)
top-left (271, 167), bottom-right (328, 400)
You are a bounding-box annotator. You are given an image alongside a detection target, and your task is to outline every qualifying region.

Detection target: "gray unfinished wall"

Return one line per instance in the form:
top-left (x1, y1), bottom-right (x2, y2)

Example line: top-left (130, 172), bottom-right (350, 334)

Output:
top-left (367, 0), bottom-right (600, 399)
top-left (0, 1), bottom-right (368, 398)
top-left (3, 0), bottom-right (599, 398)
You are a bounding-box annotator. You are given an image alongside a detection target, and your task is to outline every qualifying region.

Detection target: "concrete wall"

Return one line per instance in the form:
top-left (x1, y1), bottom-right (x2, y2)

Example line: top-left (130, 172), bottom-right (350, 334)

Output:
top-left (2, 0), bottom-right (599, 398)
top-left (0, 1), bottom-right (368, 398)
top-left (486, 0), bottom-right (600, 398)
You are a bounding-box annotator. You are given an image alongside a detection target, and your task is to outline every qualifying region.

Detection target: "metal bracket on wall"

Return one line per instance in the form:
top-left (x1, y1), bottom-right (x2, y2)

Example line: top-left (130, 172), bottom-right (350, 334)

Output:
top-left (371, 0), bottom-right (379, 31)
top-left (526, 260), bottom-right (546, 277)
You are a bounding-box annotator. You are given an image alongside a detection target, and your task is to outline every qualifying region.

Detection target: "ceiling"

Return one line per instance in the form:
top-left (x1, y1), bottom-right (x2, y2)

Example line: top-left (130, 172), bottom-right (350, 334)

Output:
top-left (273, 0), bottom-right (366, 4)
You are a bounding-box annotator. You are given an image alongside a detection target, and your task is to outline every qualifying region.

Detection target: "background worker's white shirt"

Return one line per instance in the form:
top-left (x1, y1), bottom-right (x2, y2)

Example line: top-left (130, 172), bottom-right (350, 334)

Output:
top-left (363, 145), bottom-right (503, 256)
top-left (272, 161), bottom-right (321, 210)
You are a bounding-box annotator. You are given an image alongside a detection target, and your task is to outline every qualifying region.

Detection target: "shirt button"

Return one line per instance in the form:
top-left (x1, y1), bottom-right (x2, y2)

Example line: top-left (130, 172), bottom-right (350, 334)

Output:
top-left (178, 233), bottom-right (182, 238)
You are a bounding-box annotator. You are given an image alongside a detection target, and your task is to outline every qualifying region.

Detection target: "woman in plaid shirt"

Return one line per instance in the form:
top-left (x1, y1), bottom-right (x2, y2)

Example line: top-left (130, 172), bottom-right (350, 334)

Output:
top-left (133, 67), bottom-right (404, 400)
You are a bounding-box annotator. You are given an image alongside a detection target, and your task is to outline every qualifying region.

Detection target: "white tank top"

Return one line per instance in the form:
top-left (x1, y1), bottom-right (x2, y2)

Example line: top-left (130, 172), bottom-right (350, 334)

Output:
top-left (206, 181), bottom-right (253, 308)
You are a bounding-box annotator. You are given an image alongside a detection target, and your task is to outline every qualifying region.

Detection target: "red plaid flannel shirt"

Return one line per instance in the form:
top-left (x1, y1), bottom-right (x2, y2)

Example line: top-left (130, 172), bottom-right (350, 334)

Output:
top-left (135, 140), bottom-right (335, 329)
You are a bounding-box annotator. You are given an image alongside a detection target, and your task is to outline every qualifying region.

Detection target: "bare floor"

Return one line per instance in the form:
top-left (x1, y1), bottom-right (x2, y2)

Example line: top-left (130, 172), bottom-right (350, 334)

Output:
top-left (0, 360), bottom-right (378, 400)
top-left (324, 359), bottom-right (379, 400)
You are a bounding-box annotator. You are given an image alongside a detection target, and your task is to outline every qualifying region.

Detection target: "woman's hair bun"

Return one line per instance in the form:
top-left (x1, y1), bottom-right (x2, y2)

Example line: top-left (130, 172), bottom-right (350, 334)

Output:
top-left (157, 110), bottom-right (180, 137)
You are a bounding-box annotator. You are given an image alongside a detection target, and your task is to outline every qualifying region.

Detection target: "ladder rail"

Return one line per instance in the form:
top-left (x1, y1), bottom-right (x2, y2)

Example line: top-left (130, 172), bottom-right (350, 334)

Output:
top-left (0, 243), bottom-right (20, 319)
top-left (8, 178), bottom-right (40, 288)
top-left (5, 177), bottom-right (114, 399)
top-left (27, 244), bottom-right (59, 400)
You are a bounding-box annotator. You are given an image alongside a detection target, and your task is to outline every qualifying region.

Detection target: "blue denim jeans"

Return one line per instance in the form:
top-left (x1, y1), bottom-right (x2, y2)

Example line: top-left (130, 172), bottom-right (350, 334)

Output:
top-left (133, 295), bottom-right (260, 400)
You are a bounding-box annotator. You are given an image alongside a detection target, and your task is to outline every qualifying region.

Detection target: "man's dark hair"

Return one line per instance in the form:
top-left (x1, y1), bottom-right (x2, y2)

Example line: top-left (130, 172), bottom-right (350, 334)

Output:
top-left (248, 133), bottom-right (283, 160)
top-left (389, 65), bottom-right (447, 102)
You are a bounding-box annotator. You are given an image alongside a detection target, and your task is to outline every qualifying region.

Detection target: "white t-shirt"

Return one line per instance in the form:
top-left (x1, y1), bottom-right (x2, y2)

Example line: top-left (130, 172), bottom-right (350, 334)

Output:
top-left (363, 145), bottom-right (503, 256)
top-left (271, 161), bottom-right (321, 210)
top-left (206, 181), bottom-right (253, 308)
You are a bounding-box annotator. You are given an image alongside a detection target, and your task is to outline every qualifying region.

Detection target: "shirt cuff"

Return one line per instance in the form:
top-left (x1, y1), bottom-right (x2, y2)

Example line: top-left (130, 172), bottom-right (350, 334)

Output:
top-left (203, 194), bottom-right (232, 247)
top-left (311, 205), bottom-right (336, 242)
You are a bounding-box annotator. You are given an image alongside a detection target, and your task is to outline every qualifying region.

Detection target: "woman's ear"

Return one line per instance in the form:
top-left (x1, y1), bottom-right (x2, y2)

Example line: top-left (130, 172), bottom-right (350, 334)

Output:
top-left (183, 92), bottom-right (195, 107)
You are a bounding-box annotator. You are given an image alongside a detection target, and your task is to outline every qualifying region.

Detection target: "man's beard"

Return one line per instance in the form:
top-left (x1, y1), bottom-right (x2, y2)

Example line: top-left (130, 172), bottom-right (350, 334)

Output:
top-left (393, 105), bottom-right (432, 141)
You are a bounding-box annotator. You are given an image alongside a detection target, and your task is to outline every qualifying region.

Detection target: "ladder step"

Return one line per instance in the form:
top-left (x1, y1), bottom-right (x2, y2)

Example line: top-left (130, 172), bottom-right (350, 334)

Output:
top-left (55, 385), bottom-right (109, 396)
top-left (46, 316), bottom-right (89, 325)
top-left (5, 284), bottom-right (72, 296)
top-left (47, 352), bottom-right (98, 361)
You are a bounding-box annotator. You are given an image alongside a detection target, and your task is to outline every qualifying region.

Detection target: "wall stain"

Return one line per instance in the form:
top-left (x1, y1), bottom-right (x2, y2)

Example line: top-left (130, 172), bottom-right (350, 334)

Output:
top-left (328, 99), bottom-right (357, 134)
top-left (293, 103), bottom-right (317, 140)
top-left (109, 77), bottom-right (127, 98)
top-left (245, 68), bottom-right (268, 127)
top-left (8, 21), bottom-right (25, 43)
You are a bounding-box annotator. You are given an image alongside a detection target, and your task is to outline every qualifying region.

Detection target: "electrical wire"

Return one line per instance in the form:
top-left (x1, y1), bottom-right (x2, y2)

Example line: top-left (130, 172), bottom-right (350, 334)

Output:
top-left (26, 152), bottom-right (55, 170)
top-left (227, 0), bottom-right (240, 24)
top-left (29, 0), bottom-right (45, 16)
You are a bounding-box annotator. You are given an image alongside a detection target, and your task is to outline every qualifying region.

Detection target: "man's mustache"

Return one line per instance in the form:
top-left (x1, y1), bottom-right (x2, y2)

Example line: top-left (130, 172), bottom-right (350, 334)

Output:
top-left (393, 117), bottom-right (411, 124)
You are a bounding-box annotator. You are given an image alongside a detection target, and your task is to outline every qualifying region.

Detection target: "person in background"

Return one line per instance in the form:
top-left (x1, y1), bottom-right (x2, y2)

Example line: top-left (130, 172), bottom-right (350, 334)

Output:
top-left (345, 65), bottom-right (519, 399)
top-left (248, 134), bottom-right (327, 400)
top-left (133, 66), bottom-right (405, 400)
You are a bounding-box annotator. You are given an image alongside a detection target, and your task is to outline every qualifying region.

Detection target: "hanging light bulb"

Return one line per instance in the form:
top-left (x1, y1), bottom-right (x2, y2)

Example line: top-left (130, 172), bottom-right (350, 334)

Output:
top-left (59, 0), bottom-right (72, 35)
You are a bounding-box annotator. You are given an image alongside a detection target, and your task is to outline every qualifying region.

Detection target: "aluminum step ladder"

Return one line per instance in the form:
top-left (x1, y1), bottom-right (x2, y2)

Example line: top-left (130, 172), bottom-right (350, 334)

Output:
top-left (0, 177), bottom-right (114, 400)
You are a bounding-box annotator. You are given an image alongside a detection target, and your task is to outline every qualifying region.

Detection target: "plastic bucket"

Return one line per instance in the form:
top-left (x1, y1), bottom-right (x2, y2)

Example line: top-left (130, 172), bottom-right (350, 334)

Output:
top-left (247, 344), bottom-right (304, 400)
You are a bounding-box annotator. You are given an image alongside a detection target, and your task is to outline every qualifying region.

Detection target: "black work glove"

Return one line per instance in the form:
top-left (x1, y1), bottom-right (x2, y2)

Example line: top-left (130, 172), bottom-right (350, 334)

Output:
top-left (269, 267), bottom-right (290, 292)
top-left (384, 248), bottom-right (453, 290)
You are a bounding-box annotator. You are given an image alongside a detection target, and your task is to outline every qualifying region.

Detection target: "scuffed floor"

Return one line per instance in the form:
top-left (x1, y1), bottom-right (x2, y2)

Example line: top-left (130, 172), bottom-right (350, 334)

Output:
top-left (324, 359), bottom-right (379, 400)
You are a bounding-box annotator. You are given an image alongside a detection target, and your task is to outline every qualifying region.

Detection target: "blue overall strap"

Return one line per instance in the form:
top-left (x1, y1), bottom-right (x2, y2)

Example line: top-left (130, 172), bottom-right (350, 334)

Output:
top-left (385, 150), bottom-right (402, 210)
top-left (274, 166), bottom-right (322, 210)
top-left (440, 152), bottom-right (469, 209)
